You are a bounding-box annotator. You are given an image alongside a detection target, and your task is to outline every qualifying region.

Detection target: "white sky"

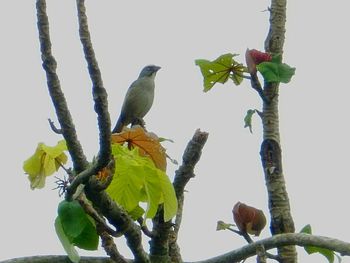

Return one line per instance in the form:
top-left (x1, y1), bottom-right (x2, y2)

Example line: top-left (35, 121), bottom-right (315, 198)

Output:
top-left (1, 1), bottom-right (350, 262)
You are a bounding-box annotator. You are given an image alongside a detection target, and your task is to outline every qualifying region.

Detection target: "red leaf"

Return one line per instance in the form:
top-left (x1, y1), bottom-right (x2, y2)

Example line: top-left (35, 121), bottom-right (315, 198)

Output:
top-left (232, 202), bottom-right (266, 236)
top-left (249, 49), bottom-right (272, 65)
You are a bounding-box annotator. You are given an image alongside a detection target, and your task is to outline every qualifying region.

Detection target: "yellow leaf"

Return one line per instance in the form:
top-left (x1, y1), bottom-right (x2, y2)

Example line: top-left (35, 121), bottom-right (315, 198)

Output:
top-left (23, 140), bottom-right (68, 190)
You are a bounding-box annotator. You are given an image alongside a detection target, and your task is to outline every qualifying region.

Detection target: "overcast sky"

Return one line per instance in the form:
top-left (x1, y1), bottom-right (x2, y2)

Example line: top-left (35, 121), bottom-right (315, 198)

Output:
top-left (1, 1), bottom-right (350, 262)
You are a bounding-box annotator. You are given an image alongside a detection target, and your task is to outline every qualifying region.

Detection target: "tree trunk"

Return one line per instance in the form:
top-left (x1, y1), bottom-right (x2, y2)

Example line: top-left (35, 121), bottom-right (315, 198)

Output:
top-left (261, 0), bottom-right (297, 262)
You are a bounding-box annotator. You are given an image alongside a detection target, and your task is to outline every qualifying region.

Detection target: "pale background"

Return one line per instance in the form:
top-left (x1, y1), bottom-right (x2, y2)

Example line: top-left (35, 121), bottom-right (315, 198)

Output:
top-left (1, 1), bottom-right (350, 262)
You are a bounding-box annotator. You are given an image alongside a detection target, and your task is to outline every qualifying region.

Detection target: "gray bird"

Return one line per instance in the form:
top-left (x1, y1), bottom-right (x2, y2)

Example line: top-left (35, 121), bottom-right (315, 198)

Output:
top-left (112, 65), bottom-right (161, 133)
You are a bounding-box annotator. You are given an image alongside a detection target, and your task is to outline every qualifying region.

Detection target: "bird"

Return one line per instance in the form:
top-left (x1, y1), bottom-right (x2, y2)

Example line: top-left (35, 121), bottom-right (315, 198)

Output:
top-left (112, 65), bottom-right (161, 133)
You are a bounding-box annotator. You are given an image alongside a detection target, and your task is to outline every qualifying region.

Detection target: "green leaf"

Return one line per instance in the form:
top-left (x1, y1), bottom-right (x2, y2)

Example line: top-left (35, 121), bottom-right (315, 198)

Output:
top-left (143, 165), bottom-right (162, 219)
top-left (57, 200), bottom-right (99, 251)
top-left (158, 137), bottom-right (174, 143)
top-left (23, 140), bottom-right (67, 189)
top-left (300, 224), bottom-right (339, 263)
top-left (300, 224), bottom-right (312, 234)
top-left (58, 200), bottom-right (87, 239)
top-left (216, 220), bottom-right (235, 231)
top-left (129, 205), bottom-right (145, 220)
top-left (158, 169), bottom-right (178, 221)
top-left (72, 215), bottom-right (99, 250)
top-left (244, 109), bottom-right (256, 133)
top-left (256, 61), bottom-right (295, 84)
top-left (271, 53), bottom-right (283, 63)
top-left (107, 146), bottom-right (145, 212)
top-left (107, 144), bottom-right (178, 221)
top-left (195, 53), bottom-right (246, 92)
top-left (55, 217), bottom-right (80, 263)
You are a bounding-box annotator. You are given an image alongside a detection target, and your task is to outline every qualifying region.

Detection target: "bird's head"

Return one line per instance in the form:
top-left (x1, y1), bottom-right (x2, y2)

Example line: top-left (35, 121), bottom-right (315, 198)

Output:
top-left (138, 65), bottom-right (161, 78)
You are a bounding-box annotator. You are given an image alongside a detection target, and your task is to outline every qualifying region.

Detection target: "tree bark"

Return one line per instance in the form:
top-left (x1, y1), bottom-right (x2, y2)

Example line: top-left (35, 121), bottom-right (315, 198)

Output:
top-left (261, 0), bottom-right (297, 262)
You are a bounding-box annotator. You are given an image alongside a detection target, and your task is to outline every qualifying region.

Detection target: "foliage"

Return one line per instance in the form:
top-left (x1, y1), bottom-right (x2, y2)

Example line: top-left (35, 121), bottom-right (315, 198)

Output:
top-left (111, 126), bottom-right (167, 171)
top-left (196, 51), bottom-right (295, 91)
top-left (55, 200), bottom-right (99, 262)
top-left (300, 224), bottom-right (341, 263)
top-left (256, 54), bottom-right (296, 83)
top-left (216, 220), bottom-right (235, 231)
top-left (232, 202), bottom-right (266, 236)
top-left (244, 109), bottom-right (256, 133)
top-left (23, 140), bottom-right (67, 189)
top-left (106, 143), bottom-right (177, 221)
top-left (195, 53), bottom-right (247, 92)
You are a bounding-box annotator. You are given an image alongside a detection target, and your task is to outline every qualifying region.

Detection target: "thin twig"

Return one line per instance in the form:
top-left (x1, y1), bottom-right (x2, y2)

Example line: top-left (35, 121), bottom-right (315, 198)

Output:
top-left (227, 228), bottom-right (280, 262)
top-left (48, 118), bottom-right (62, 134)
top-left (78, 195), bottom-right (122, 237)
top-left (137, 218), bottom-right (155, 238)
top-left (84, 179), bottom-right (150, 263)
top-left (249, 73), bottom-right (270, 104)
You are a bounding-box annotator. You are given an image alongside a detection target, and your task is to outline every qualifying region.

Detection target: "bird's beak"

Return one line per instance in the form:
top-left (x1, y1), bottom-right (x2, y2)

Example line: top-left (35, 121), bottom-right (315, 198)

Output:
top-left (154, 66), bottom-right (161, 72)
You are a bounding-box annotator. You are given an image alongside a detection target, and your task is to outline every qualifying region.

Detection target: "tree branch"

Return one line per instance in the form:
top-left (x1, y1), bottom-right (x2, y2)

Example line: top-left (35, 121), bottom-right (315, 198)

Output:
top-left (36, 0), bottom-right (88, 173)
top-left (3, 233), bottom-right (350, 263)
top-left (260, 0), bottom-right (297, 262)
top-left (76, 0), bottom-right (111, 167)
top-left (84, 177), bottom-right (150, 263)
top-left (190, 233), bottom-right (350, 263)
top-left (169, 129), bottom-right (209, 262)
top-left (65, 0), bottom-right (113, 199)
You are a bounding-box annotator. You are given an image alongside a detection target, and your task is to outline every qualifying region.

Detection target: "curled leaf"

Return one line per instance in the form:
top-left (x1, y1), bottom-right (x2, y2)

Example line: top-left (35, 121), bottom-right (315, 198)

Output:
top-left (244, 109), bottom-right (256, 133)
top-left (232, 202), bottom-right (266, 236)
top-left (245, 49), bottom-right (272, 74)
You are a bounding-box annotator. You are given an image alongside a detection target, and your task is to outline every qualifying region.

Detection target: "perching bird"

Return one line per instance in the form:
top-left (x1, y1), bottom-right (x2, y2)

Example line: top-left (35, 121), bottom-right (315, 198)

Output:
top-left (112, 65), bottom-right (161, 133)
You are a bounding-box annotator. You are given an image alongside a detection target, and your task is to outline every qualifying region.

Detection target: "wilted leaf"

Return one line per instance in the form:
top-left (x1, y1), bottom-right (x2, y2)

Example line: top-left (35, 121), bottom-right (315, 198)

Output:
top-left (111, 126), bottom-right (167, 171)
top-left (195, 53), bottom-right (246, 92)
top-left (245, 49), bottom-right (272, 74)
top-left (23, 140), bottom-right (67, 189)
top-left (244, 109), bottom-right (256, 133)
top-left (232, 202), bottom-right (266, 236)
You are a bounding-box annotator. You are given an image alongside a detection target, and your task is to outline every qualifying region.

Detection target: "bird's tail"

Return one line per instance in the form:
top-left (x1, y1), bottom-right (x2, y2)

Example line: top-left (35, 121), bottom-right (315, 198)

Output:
top-left (112, 117), bottom-right (124, 133)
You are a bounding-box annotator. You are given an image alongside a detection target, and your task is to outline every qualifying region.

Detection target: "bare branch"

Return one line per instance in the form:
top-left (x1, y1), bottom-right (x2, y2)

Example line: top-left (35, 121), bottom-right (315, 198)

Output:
top-left (190, 233), bottom-right (350, 263)
top-left (227, 228), bottom-right (280, 262)
top-left (78, 195), bottom-right (122, 237)
top-left (249, 73), bottom-right (270, 104)
top-left (76, 0), bottom-right (112, 169)
top-left (65, 0), bottom-right (113, 199)
top-left (36, 0), bottom-right (88, 173)
top-left (173, 129), bottom-right (209, 231)
top-left (169, 129), bottom-right (209, 262)
top-left (98, 228), bottom-right (129, 263)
